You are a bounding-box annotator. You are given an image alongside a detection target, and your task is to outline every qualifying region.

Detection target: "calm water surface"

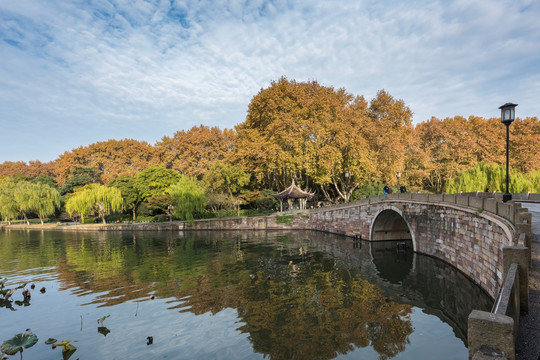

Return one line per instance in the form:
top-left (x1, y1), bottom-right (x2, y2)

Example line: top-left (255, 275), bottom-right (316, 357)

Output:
top-left (0, 230), bottom-right (492, 359)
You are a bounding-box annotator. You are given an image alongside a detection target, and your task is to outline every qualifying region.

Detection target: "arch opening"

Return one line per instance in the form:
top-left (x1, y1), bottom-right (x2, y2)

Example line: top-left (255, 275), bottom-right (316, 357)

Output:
top-left (371, 209), bottom-right (412, 241)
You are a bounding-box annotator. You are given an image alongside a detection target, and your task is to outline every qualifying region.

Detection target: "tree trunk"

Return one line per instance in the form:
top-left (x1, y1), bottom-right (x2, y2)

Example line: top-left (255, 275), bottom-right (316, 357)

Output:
top-left (132, 207), bottom-right (136, 221)
top-left (22, 212), bottom-right (30, 225)
top-left (38, 215), bottom-right (44, 225)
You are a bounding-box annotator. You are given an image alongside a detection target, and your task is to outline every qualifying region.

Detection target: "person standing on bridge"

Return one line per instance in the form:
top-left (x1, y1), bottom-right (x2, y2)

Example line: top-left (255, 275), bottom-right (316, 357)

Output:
top-left (383, 184), bottom-right (392, 194)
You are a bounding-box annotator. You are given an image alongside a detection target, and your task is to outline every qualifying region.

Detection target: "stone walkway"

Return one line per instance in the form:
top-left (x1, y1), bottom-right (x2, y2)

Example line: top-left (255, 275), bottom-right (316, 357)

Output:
top-left (516, 203), bottom-right (540, 360)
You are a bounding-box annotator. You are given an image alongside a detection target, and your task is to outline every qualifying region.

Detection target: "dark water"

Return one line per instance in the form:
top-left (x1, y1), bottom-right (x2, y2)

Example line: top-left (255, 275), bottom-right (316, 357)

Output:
top-left (0, 230), bottom-right (492, 359)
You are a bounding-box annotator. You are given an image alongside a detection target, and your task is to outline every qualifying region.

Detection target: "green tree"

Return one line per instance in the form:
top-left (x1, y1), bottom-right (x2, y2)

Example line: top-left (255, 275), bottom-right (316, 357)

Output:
top-left (444, 163), bottom-right (540, 193)
top-left (22, 182), bottom-right (61, 225)
top-left (32, 175), bottom-right (57, 188)
top-left (135, 165), bottom-right (182, 201)
top-left (13, 181), bottom-right (33, 225)
top-left (65, 184), bottom-right (123, 224)
top-left (109, 175), bottom-right (142, 220)
top-left (59, 167), bottom-right (100, 195)
top-left (204, 162), bottom-right (250, 215)
top-left (168, 176), bottom-right (206, 222)
top-left (0, 178), bottom-right (18, 224)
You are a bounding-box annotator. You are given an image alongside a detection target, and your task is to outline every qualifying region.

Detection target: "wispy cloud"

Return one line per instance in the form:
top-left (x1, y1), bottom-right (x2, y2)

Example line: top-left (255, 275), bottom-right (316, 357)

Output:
top-left (1, 0), bottom-right (539, 162)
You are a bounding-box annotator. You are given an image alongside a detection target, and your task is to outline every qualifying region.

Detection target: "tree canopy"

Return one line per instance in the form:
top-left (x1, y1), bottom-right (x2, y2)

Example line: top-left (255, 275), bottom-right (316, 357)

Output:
top-left (168, 176), bottom-right (206, 222)
top-left (65, 184), bottom-right (123, 224)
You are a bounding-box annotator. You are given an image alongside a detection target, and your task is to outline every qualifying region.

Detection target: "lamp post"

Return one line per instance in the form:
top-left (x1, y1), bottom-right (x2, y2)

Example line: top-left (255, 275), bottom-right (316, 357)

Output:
top-left (396, 171), bottom-right (401, 190)
top-left (344, 170), bottom-right (350, 202)
top-left (499, 103), bottom-right (517, 203)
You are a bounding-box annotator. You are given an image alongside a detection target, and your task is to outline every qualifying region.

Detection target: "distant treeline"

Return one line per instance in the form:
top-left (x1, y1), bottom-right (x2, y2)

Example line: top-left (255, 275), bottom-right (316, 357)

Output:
top-left (1, 78), bottom-right (539, 222)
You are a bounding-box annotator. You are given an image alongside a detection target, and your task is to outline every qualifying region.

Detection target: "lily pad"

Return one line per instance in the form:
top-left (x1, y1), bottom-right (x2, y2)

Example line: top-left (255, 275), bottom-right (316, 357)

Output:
top-left (44, 338), bottom-right (57, 345)
top-left (1, 332), bottom-right (38, 356)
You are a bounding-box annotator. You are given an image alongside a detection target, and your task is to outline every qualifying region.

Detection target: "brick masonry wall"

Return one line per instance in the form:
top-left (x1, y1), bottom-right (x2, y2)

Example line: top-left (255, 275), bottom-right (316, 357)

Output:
top-left (185, 213), bottom-right (311, 231)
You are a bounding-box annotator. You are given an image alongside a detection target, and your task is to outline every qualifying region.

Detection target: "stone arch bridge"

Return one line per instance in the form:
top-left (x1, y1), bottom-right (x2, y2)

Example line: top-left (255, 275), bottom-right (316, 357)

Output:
top-left (308, 192), bottom-right (531, 300)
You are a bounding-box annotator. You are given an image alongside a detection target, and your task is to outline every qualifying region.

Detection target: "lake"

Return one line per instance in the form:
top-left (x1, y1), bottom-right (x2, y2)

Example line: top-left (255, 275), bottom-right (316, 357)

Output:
top-left (0, 229), bottom-right (492, 359)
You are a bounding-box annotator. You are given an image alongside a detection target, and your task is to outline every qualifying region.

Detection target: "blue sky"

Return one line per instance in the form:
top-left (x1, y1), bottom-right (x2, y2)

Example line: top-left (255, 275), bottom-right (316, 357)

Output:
top-left (1, 0), bottom-right (539, 163)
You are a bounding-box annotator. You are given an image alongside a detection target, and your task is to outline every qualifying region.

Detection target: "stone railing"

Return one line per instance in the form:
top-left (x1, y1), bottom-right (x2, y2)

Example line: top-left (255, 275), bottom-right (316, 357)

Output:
top-left (462, 191), bottom-right (540, 202)
top-left (466, 198), bottom-right (532, 360)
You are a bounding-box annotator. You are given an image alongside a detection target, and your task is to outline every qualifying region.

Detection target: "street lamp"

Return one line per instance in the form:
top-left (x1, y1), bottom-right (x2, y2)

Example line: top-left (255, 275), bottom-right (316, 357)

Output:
top-left (396, 171), bottom-right (401, 190)
top-left (499, 103), bottom-right (517, 203)
top-left (344, 170), bottom-right (350, 202)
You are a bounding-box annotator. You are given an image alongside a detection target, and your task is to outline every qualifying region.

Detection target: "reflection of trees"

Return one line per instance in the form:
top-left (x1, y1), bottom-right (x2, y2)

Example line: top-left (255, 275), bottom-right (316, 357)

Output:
top-left (167, 252), bottom-right (413, 360)
top-left (2, 230), bottom-right (420, 359)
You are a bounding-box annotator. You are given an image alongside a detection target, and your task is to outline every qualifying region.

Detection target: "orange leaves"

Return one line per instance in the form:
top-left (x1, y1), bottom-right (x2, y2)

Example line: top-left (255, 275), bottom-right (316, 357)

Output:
top-left (155, 125), bottom-right (236, 179)
top-left (53, 139), bottom-right (156, 185)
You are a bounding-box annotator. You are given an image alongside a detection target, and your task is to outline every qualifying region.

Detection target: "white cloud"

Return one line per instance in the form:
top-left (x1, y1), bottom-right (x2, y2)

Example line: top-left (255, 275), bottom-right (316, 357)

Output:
top-left (0, 0), bottom-right (539, 162)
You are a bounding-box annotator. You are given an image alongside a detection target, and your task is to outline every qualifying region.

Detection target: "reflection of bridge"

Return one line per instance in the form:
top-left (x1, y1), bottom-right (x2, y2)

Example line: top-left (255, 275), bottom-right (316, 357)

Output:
top-left (297, 232), bottom-right (493, 343)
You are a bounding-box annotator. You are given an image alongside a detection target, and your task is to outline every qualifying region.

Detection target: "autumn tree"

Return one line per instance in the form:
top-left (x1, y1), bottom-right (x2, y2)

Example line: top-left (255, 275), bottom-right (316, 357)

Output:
top-left (0, 160), bottom-right (55, 179)
top-left (511, 117), bottom-right (540, 173)
top-left (413, 115), bottom-right (539, 191)
top-left (155, 125), bottom-right (236, 179)
top-left (361, 90), bottom-right (413, 185)
top-left (168, 176), bottom-right (206, 222)
top-left (234, 77), bottom-right (376, 202)
top-left (65, 184), bottom-right (123, 224)
top-left (414, 117), bottom-right (476, 191)
top-left (54, 139), bottom-right (156, 185)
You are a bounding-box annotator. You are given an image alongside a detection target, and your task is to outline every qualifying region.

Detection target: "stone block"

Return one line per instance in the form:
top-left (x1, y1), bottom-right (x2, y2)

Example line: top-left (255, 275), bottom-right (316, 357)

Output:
top-left (443, 193), bottom-right (457, 204)
top-left (484, 198), bottom-right (497, 214)
top-left (411, 193), bottom-right (429, 201)
top-left (428, 193), bottom-right (443, 202)
top-left (502, 246), bottom-right (529, 314)
top-left (496, 202), bottom-right (514, 223)
top-left (470, 196), bottom-right (484, 210)
top-left (468, 310), bottom-right (515, 360)
top-left (457, 195), bottom-right (470, 206)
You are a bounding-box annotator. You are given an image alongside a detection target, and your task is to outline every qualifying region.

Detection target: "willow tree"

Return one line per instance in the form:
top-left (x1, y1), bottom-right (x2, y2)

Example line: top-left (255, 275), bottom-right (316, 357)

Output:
top-left (13, 181), bottom-right (33, 225)
top-left (0, 178), bottom-right (18, 224)
top-left (17, 182), bottom-right (60, 225)
top-left (65, 184), bottom-right (123, 224)
top-left (444, 163), bottom-right (540, 193)
top-left (168, 176), bottom-right (206, 223)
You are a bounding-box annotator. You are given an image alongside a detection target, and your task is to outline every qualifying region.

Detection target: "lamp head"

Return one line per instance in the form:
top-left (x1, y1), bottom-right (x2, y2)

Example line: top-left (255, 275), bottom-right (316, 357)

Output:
top-left (499, 103), bottom-right (517, 125)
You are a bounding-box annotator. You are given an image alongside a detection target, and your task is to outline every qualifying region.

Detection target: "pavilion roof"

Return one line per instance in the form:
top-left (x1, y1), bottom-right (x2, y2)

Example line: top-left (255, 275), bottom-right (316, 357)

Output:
top-left (272, 181), bottom-right (315, 200)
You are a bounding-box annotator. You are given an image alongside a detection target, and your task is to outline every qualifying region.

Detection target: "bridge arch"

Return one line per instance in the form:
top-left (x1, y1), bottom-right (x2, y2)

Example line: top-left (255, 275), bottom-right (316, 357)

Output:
top-left (370, 206), bottom-right (415, 251)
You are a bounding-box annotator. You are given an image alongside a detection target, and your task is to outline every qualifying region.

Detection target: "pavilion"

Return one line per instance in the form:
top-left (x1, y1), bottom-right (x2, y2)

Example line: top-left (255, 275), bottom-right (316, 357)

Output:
top-left (272, 180), bottom-right (315, 212)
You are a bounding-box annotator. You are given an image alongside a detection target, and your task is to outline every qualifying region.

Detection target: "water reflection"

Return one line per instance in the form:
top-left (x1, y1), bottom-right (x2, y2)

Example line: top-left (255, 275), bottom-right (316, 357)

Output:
top-left (0, 230), bottom-right (492, 359)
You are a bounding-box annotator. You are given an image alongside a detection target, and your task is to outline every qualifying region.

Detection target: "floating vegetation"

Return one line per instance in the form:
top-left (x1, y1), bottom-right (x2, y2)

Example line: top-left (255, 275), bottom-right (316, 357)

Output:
top-left (50, 340), bottom-right (77, 360)
top-left (97, 315), bottom-right (110, 325)
top-left (1, 332), bottom-right (38, 359)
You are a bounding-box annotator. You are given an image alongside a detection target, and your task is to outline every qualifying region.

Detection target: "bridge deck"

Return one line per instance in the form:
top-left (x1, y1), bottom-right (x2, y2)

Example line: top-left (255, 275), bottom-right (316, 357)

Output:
top-left (516, 203), bottom-right (540, 360)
